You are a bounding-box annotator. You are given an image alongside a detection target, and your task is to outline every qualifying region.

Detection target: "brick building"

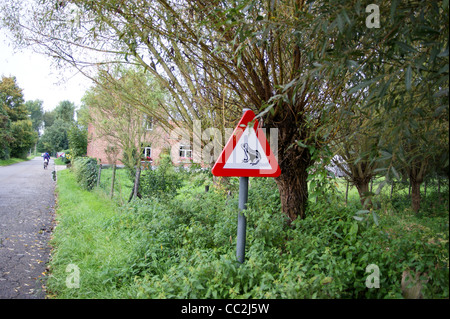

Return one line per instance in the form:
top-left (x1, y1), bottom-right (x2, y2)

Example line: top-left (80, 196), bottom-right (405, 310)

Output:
top-left (86, 118), bottom-right (195, 167)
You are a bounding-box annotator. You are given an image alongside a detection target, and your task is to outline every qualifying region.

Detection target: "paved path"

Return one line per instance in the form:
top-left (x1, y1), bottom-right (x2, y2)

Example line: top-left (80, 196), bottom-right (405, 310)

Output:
top-left (0, 157), bottom-right (56, 299)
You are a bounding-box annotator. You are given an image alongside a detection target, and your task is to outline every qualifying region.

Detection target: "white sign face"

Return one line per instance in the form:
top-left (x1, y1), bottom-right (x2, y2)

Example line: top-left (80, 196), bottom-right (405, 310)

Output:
top-left (223, 126), bottom-right (272, 170)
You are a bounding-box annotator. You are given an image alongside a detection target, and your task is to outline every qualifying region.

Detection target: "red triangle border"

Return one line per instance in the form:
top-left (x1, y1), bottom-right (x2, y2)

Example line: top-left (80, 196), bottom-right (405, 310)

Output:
top-left (212, 110), bottom-right (281, 177)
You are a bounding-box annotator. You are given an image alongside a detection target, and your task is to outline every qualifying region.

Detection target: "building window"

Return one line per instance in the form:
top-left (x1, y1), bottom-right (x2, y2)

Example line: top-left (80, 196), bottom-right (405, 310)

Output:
top-left (179, 144), bottom-right (192, 159)
top-left (142, 146), bottom-right (152, 161)
top-left (143, 115), bottom-right (153, 130)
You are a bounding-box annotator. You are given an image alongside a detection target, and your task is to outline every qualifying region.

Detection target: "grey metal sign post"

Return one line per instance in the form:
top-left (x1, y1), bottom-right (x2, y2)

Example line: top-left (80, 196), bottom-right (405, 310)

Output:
top-left (236, 176), bottom-right (248, 263)
top-left (236, 109), bottom-right (250, 263)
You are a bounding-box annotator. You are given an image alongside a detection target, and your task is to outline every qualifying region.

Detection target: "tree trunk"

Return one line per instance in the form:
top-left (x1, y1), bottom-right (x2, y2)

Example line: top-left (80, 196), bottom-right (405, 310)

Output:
top-left (355, 180), bottom-right (372, 208)
top-left (409, 159), bottom-right (427, 214)
top-left (275, 160), bottom-right (310, 221)
top-left (133, 163), bottom-right (141, 199)
top-left (265, 108), bottom-right (312, 221)
top-left (411, 180), bottom-right (421, 214)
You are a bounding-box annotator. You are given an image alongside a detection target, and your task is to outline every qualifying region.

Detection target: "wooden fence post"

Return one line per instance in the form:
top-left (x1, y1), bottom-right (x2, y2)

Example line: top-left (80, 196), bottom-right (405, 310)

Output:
top-left (110, 163), bottom-right (116, 199)
top-left (97, 164), bottom-right (102, 188)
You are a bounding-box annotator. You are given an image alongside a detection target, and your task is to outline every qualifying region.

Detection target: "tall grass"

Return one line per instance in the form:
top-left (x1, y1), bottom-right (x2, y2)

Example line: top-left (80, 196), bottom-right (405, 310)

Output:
top-left (47, 169), bottom-right (141, 298)
top-left (96, 166), bottom-right (134, 204)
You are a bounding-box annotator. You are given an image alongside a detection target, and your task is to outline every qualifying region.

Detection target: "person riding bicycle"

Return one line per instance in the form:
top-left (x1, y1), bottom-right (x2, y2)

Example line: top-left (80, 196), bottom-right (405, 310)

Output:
top-left (43, 152), bottom-right (50, 167)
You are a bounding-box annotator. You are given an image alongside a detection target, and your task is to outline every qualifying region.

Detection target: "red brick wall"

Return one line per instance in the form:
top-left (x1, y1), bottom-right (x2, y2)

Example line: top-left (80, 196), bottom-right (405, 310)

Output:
top-left (86, 121), bottom-right (201, 167)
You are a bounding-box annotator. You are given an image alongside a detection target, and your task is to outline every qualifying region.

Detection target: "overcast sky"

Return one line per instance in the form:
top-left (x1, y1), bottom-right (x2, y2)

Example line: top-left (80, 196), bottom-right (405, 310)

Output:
top-left (0, 30), bottom-right (92, 112)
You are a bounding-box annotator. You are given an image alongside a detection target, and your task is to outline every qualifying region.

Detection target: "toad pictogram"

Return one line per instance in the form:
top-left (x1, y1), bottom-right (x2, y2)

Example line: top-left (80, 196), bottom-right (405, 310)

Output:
top-left (241, 143), bottom-right (260, 166)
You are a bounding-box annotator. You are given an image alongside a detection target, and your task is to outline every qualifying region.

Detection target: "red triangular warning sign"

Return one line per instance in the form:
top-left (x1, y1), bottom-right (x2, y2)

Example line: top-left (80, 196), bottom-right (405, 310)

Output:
top-left (212, 109), bottom-right (281, 177)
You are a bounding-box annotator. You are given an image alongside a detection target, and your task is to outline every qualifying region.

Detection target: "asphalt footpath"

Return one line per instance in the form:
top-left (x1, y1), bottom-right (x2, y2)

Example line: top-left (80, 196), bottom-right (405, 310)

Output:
top-left (0, 157), bottom-right (56, 299)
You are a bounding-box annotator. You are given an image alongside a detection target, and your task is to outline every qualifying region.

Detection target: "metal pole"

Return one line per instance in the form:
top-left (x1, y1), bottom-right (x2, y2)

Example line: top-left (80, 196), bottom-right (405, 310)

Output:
top-left (236, 107), bottom-right (251, 264)
top-left (237, 176), bottom-right (248, 263)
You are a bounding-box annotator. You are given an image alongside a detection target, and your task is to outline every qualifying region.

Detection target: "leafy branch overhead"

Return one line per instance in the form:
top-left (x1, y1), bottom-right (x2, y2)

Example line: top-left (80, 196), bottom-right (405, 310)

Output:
top-left (1, 0), bottom-right (447, 218)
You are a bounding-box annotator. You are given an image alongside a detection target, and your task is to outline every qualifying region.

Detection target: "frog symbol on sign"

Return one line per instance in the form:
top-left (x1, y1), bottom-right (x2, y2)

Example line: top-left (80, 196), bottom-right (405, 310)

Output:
top-left (241, 143), bottom-right (260, 166)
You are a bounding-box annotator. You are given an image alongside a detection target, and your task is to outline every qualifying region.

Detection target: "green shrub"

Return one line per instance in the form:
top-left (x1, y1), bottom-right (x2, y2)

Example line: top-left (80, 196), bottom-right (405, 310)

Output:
top-left (123, 175), bottom-right (449, 299)
top-left (71, 157), bottom-right (98, 190)
top-left (139, 154), bottom-right (183, 200)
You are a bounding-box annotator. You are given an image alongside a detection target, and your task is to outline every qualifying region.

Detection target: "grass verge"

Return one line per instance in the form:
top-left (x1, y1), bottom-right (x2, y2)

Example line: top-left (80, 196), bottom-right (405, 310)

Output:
top-left (46, 169), bottom-right (139, 298)
top-left (0, 155), bottom-right (35, 166)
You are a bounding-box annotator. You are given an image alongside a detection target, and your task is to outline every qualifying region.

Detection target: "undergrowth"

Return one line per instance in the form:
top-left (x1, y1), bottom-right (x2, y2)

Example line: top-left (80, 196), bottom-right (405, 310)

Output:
top-left (48, 166), bottom-right (449, 299)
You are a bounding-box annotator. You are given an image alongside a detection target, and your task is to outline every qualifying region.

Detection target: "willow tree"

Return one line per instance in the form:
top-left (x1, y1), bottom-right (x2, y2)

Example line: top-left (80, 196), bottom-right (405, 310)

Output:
top-left (332, 115), bottom-right (380, 208)
top-left (352, 1), bottom-right (449, 214)
top-left (0, 0), bottom-right (342, 220)
top-left (3, 0), bottom-right (446, 219)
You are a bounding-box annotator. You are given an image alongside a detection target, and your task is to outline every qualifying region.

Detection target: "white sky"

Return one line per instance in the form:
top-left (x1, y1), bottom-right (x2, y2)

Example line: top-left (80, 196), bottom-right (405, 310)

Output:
top-left (0, 29), bottom-right (92, 112)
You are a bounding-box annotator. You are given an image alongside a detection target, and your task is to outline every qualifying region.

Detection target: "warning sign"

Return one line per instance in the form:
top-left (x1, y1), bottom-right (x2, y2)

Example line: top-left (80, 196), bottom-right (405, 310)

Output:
top-left (212, 109), bottom-right (280, 177)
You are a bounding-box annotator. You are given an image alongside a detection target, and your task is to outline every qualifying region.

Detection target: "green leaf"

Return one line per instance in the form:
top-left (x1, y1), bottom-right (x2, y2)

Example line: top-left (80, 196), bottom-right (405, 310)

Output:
top-left (375, 180), bottom-right (387, 195)
top-left (380, 150), bottom-right (392, 160)
top-left (405, 66), bottom-right (412, 91)
top-left (297, 140), bottom-right (307, 148)
top-left (282, 79), bottom-right (297, 93)
top-left (372, 211), bottom-right (379, 226)
top-left (348, 77), bottom-right (379, 94)
top-left (391, 166), bottom-right (400, 180)
top-left (396, 41), bottom-right (417, 53)
top-left (390, 0), bottom-right (399, 22)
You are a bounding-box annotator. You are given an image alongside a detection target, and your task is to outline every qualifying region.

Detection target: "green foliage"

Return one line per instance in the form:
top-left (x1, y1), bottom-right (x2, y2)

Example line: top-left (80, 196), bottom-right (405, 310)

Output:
top-left (0, 76), bottom-right (37, 159)
top-left (54, 100), bottom-right (76, 123)
top-left (42, 110), bottom-right (55, 129)
top-left (24, 99), bottom-right (44, 133)
top-left (0, 104), bottom-right (13, 160)
top-left (67, 124), bottom-right (87, 158)
top-left (49, 167), bottom-right (449, 299)
top-left (71, 157), bottom-right (98, 191)
top-left (37, 100), bottom-right (78, 156)
top-left (10, 119), bottom-right (37, 159)
top-left (37, 119), bottom-right (70, 154)
top-left (0, 76), bottom-right (27, 122)
top-left (119, 175), bottom-right (447, 299)
top-left (139, 154), bottom-right (183, 200)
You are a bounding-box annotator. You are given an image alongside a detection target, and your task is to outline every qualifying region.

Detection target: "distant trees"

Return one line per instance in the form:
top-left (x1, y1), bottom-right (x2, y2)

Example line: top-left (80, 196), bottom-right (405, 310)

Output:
top-left (37, 118), bottom-right (70, 154)
top-left (37, 100), bottom-right (77, 155)
top-left (25, 99), bottom-right (44, 134)
top-left (328, 0), bottom-right (449, 214)
top-left (0, 76), bottom-right (37, 159)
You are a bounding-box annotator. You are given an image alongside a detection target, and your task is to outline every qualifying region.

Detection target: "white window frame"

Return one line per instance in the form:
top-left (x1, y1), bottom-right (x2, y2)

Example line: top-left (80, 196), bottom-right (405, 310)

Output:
top-left (142, 146), bottom-right (152, 162)
top-left (143, 147), bottom-right (152, 158)
top-left (179, 144), bottom-right (192, 159)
